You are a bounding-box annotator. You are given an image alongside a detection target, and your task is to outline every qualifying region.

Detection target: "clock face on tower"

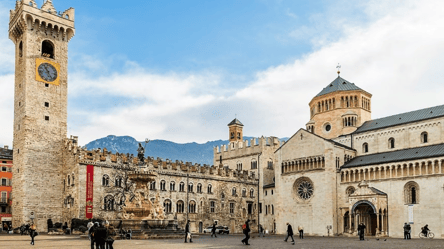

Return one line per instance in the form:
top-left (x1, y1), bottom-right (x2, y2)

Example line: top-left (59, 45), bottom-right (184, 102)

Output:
top-left (38, 63), bottom-right (58, 82)
top-left (35, 58), bottom-right (60, 85)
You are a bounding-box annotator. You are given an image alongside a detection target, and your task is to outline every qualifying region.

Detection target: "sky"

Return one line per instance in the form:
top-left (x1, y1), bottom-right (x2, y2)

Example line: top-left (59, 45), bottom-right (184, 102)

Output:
top-left (1, 0), bottom-right (444, 146)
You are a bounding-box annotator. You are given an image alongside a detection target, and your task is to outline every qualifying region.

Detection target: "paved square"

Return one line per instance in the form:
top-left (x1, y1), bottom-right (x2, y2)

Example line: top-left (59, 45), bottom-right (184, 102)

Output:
top-left (1, 234), bottom-right (444, 249)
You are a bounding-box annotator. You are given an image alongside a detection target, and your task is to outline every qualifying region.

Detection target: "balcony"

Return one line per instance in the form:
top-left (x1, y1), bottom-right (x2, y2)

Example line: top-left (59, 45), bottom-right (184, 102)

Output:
top-left (0, 198), bottom-right (11, 206)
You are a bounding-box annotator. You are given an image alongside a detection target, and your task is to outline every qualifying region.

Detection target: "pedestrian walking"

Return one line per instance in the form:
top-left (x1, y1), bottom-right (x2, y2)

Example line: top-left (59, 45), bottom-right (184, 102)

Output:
top-left (358, 223), bottom-right (366, 241)
top-left (241, 219), bottom-right (251, 245)
top-left (211, 222), bottom-right (217, 238)
top-left (184, 220), bottom-right (193, 243)
top-left (105, 224), bottom-right (116, 249)
top-left (29, 223), bottom-right (37, 246)
top-left (284, 222), bottom-right (295, 243)
top-left (298, 225), bottom-right (304, 239)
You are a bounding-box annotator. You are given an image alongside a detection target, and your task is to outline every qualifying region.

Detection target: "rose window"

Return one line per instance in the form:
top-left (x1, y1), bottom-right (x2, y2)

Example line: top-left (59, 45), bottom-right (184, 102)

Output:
top-left (297, 181), bottom-right (313, 200)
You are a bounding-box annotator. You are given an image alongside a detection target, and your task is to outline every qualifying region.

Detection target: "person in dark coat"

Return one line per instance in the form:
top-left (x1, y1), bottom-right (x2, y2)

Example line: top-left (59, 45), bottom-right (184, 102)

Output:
top-left (406, 223), bottom-right (411, 239)
top-left (106, 224), bottom-right (116, 249)
top-left (89, 222), bottom-right (98, 249)
top-left (211, 222), bottom-right (217, 238)
top-left (358, 223), bottom-right (366, 240)
top-left (241, 220), bottom-right (251, 245)
top-left (184, 220), bottom-right (193, 243)
top-left (95, 222), bottom-right (108, 249)
top-left (403, 223), bottom-right (409, 240)
top-left (284, 222), bottom-right (295, 242)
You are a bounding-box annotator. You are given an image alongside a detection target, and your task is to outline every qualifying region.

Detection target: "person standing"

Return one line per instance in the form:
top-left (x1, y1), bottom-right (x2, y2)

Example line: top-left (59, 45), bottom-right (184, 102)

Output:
top-left (298, 225), bottom-right (304, 239)
top-left (284, 223), bottom-right (295, 243)
top-left (241, 219), bottom-right (251, 245)
top-left (95, 222), bottom-right (107, 249)
top-left (211, 222), bottom-right (217, 238)
top-left (359, 223), bottom-right (366, 241)
top-left (89, 222), bottom-right (98, 249)
top-left (29, 223), bottom-right (37, 246)
top-left (403, 223), bottom-right (409, 240)
top-left (106, 224), bottom-right (116, 249)
top-left (184, 220), bottom-right (193, 243)
top-left (87, 219), bottom-right (94, 240)
top-left (258, 224), bottom-right (264, 237)
top-left (407, 223), bottom-right (411, 239)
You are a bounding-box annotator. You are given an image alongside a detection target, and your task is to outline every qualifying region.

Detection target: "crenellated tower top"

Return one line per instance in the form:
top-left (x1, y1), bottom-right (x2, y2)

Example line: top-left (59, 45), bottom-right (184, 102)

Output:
top-left (9, 0), bottom-right (75, 43)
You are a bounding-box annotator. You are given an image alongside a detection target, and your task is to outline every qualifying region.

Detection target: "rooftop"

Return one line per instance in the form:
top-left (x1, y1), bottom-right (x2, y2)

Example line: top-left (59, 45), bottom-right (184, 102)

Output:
top-left (355, 104), bottom-right (444, 134)
top-left (315, 76), bottom-right (365, 97)
top-left (0, 147), bottom-right (13, 160)
top-left (228, 118), bottom-right (244, 126)
top-left (342, 143), bottom-right (444, 168)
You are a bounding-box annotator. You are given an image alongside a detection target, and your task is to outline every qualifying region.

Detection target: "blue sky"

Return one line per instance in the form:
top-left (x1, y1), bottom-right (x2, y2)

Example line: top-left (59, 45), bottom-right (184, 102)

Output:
top-left (2, 0), bottom-right (444, 146)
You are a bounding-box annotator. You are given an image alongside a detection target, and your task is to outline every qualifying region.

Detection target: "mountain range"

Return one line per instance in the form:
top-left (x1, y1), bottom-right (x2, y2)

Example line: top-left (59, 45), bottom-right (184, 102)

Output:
top-left (85, 135), bottom-right (287, 165)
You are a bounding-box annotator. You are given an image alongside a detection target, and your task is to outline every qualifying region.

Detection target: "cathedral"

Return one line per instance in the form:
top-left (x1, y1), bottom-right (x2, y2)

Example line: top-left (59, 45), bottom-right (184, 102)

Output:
top-left (8, 0), bottom-right (444, 238)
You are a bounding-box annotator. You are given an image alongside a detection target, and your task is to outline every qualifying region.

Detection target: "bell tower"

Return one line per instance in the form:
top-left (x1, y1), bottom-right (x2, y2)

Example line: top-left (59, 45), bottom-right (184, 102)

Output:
top-left (228, 118), bottom-right (244, 143)
top-left (9, 0), bottom-right (75, 231)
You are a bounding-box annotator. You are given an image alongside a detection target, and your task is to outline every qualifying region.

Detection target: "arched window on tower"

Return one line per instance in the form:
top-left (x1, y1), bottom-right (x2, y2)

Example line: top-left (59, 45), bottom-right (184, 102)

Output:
top-left (421, 132), bottom-right (428, 143)
top-left (232, 187), bottom-right (237, 196)
top-left (388, 138), bottom-right (395, 149)
top-left (170, 181), bottom-right (175, 191)
top-left (179, 182), bottom-right (185, 192)
top-left (362, 143), bottom-right (369, 153)
top-left (42, 40), bottom-right (54, 59)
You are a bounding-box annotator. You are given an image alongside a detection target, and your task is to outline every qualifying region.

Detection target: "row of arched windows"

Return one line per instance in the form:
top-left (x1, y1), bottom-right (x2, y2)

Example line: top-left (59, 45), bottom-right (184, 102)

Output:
top-left (362, 132), bottom-right (429, 153)
top-left (362, 97), bottom-right (370, 110)
top-left (150, 180), bottom-right (213, 194)
top-left (343, 116), bottom-right (357, 127)
top-left (313, 95), bottom-right (364, 117)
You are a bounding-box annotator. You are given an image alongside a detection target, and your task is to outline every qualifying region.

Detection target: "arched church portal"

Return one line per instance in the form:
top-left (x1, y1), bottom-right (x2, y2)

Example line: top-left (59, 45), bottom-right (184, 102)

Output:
top-left (352, 201), bottom-right (377, 236)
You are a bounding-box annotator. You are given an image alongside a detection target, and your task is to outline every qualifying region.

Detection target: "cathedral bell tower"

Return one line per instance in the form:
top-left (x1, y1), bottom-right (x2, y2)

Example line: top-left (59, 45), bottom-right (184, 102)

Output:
top-left (9, 0), bottom-right (75, 231)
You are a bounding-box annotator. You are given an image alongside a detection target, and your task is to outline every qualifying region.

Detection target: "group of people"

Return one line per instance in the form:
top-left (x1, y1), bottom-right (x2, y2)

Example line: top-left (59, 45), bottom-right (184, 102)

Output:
top-left (87, 220), bottom-right (116, 249)
top-left (284, 223), bottom-right (304, 243)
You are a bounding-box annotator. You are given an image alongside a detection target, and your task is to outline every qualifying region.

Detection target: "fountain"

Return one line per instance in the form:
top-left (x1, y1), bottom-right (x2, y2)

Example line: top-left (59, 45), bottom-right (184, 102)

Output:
top-left (109, 169), bottom-right (183, 239)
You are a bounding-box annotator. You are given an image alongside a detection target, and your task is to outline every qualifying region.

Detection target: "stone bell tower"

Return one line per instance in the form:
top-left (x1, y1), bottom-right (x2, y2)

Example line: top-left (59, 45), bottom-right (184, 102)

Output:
top-left (228, 118), bottom-right (244, 143)
top-left (9, 0), bottom-right (75, 231)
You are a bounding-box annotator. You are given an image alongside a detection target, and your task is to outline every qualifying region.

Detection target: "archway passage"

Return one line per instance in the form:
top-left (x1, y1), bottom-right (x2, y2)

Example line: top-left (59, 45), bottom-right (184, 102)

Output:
top-left (354, 203), bottom-right (377, 236)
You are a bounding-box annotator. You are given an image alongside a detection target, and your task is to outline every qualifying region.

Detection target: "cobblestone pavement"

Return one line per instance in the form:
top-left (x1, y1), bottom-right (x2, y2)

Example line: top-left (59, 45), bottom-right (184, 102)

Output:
top-left (1, 234), bottom-right (444, 249)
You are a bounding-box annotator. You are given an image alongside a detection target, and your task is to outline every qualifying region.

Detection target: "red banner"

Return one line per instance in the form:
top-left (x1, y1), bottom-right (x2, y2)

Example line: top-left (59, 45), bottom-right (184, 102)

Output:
top-left (86, 165), bottom-right (94, 219)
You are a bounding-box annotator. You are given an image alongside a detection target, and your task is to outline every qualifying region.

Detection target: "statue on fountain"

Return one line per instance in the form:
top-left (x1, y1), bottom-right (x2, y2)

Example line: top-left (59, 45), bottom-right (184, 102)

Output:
top-left (137, 143), bottom-right (145, 164)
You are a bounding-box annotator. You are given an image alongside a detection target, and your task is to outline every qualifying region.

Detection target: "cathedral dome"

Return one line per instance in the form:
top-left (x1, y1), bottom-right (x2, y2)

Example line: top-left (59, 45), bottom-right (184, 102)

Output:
top-left (315, 76), bottom-right (364, 97)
